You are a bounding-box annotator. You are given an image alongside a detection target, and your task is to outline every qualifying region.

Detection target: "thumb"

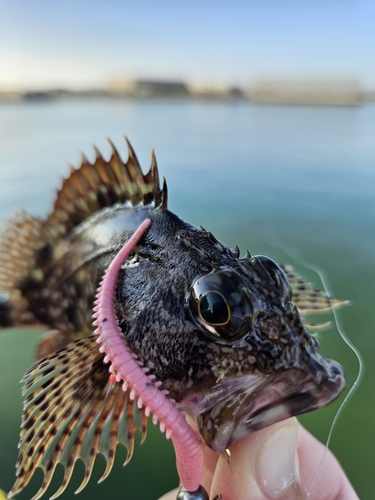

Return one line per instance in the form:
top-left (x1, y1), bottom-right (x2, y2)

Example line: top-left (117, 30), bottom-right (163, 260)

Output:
top-left (210, 417), bottom-right (302, 500)
top-left (159, 417), bottom-right (357, 500)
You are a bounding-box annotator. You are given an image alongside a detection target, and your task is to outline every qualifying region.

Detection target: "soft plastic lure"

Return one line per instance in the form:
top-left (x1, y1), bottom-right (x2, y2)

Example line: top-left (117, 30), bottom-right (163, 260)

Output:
top-left (93, 218), bottom-right (204, 494)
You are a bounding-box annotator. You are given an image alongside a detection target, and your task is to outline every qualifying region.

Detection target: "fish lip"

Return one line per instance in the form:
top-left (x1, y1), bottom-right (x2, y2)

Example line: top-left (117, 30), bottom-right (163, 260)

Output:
top-left (186, 358), bottom-right (345, 454)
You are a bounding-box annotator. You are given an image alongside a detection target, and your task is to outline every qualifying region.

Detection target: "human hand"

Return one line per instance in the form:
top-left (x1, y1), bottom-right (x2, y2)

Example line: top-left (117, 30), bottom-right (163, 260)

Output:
top-left (158, 417), bottom-right (358, 500)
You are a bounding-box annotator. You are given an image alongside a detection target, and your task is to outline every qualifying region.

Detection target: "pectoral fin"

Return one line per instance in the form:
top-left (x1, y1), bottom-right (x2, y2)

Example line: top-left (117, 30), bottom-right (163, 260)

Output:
top-left (281, 264), bottom-right (348, 314)
top-left (9, 336), bottom-right (147, 500)
top-left (281, 264), bottom-right (349, 331)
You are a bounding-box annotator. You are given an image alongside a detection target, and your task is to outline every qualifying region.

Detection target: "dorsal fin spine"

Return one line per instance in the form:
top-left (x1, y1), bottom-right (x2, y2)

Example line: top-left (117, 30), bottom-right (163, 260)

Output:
top-left (161, 177), bottom-right (168, 210)
top-left (43, 138), bottom-right (167, 242)
top-left (108, 140), bottom-right (129, 197)
top-left (150, 149), bottom-right (161, 206)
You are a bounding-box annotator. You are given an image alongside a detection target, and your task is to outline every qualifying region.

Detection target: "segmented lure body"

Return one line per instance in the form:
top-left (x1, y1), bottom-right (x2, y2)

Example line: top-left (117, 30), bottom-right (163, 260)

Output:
top-left (93, 218), bottom-right (204, 491)
top-left (0, 139), bottom-right (346, 499)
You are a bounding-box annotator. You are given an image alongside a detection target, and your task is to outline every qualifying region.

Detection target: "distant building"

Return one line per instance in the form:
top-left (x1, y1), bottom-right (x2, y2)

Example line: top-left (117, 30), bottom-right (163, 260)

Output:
top-left (135, 80), bottom-right (189, 97)
top-left (0, 91), bottom-right (22, 101)
top-left (107, 78), bottom-right (137, 96)
top-left (22, 91), bottom-right (52, 101)
top-left (108, 79), bottom-right (245, 99)
top-left (227, 86), bottom-right (246, 98)
top-left (362, 90), bottom-right (375, 102)
top-left (247, 79), bottom-right (361, 106)
top-left (108, 78), bottom-right (189, 97)
top-left (188, 84), bottom-right (245, 100)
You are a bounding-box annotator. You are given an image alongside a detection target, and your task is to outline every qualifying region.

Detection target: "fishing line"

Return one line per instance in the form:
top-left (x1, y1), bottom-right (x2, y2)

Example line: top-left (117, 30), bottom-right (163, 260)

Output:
top-left (262, 228), bottom-right (363, 497)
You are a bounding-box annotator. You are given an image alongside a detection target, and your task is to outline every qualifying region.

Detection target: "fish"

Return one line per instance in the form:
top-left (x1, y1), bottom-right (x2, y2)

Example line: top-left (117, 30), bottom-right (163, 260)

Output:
top-left (0, 138), bottom-right (346, 500)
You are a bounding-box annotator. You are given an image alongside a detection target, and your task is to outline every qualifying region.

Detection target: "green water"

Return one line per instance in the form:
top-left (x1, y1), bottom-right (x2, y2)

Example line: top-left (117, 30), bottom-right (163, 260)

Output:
top-left (0, 100), bottom-right (374, 499)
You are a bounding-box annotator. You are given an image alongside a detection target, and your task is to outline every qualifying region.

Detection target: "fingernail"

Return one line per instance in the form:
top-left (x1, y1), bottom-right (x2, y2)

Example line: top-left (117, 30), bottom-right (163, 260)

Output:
top-left (256, 424), bottom-right (298, 498)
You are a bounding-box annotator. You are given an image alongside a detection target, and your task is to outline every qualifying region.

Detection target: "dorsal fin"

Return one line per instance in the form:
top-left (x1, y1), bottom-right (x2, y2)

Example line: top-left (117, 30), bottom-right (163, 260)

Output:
top-left (44, 138), bottom-right (167, 240)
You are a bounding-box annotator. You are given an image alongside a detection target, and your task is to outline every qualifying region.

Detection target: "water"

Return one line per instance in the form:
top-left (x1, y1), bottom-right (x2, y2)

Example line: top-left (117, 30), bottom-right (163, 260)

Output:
top-left (0, 99), bottom-right (374, 499)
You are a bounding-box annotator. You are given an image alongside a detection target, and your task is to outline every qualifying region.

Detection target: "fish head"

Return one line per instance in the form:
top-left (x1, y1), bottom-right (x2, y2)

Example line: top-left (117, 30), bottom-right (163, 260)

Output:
top-left (181, 254), bottom-right (345, 452)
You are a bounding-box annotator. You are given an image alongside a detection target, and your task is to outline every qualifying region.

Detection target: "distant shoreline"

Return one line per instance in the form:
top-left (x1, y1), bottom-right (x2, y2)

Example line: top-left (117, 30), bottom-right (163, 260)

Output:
top-left (1, 93), bottom-right (374, 107)
top-left (1, 78), bottom-right (374, 106)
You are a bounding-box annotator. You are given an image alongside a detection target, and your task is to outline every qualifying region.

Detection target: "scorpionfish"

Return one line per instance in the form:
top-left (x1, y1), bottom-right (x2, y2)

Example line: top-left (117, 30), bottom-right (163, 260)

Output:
top-left (0, 139), bottom-right (346, 500)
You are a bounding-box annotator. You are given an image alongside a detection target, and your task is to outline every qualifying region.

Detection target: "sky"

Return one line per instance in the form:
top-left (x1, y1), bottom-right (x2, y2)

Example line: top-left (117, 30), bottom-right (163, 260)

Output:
top-left (0, 0), bottom-right (375, 91)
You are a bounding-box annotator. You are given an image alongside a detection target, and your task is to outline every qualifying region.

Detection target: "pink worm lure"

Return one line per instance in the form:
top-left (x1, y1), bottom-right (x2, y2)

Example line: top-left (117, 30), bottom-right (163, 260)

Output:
top-left (92, 218), bottom-right (204, 491)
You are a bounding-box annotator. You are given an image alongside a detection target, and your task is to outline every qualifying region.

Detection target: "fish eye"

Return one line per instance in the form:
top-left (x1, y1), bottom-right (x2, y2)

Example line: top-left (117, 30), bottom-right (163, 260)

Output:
top-left (198, 291), bottom-right (230, 326)
top-left (187, 268), bottom-right (253, 344)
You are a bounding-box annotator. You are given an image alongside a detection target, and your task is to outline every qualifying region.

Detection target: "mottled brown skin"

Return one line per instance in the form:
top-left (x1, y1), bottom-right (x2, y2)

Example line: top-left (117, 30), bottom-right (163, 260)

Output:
top-left (17, 204), bottom-right (297, 384)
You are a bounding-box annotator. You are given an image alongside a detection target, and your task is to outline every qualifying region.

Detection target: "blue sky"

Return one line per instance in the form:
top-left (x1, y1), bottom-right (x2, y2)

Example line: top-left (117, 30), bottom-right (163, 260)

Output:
top-left (1, 0), bottom-right (374, 90)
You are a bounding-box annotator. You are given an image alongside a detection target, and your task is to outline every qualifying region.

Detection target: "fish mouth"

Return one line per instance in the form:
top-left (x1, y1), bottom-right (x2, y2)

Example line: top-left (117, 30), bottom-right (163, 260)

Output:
top-left (181, 356), bottom-right (345, 453)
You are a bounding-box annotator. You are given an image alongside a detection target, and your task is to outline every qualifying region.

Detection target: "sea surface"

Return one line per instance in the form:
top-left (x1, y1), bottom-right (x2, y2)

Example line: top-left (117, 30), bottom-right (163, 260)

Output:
top-left (0, 99), bottom-right (374, 499)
